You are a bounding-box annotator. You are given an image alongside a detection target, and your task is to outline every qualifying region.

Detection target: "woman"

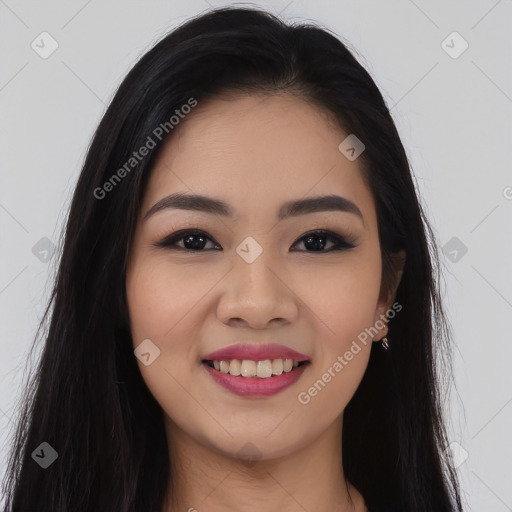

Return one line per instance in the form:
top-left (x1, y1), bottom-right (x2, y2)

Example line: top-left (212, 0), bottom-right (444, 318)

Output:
top-left (1, 6), bottom-right (463, 512)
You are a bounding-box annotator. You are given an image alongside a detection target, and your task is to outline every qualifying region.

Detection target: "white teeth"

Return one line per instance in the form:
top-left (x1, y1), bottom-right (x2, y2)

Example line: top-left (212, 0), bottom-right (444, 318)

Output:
top-left (229, 359), bottom-right (241, 376)
top-left (209, 358), bottom-right (304, 378)
top-left (240, 360), bottom-right (257, 377)
top-left (272, 358), bottom-right (283, 375)
top-left (257, 360), bottom-right (273, 378)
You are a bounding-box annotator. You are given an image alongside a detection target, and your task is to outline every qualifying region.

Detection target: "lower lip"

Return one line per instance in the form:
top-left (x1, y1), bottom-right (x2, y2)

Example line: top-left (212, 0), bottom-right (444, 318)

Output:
top-left (202, 362), bottom-right (309, 397)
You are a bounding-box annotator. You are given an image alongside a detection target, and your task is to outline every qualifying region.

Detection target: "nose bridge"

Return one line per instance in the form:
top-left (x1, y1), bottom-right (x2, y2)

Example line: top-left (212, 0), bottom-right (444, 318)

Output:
top-left (216, 236), bottom-right (296, 327)
top-left (232, 238), bottom-right (278, 294)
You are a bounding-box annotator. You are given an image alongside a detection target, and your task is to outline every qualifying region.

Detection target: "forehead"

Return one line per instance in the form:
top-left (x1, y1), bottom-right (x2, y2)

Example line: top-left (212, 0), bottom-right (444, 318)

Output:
top-left (141, 93), bottom-right (375, 225)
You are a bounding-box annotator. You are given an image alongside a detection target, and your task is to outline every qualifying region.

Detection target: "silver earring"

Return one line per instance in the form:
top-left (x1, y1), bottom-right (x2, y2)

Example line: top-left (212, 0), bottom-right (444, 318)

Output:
top-left (381, 337), bottom-right (389, 350)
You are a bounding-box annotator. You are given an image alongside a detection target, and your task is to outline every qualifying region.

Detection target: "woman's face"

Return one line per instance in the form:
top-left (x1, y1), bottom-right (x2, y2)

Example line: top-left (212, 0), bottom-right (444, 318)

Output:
top-left (126, 93), bottom-right (398, 463)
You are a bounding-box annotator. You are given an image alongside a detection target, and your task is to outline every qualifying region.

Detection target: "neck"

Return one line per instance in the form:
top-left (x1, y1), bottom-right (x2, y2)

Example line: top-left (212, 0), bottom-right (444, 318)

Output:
top-left (161, 415), bottom-right (366, 512)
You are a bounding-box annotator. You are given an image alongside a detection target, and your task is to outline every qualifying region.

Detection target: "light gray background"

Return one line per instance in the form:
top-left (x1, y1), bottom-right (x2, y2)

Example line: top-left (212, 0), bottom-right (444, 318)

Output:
top-left (1, 1), bottom-right (511, 510)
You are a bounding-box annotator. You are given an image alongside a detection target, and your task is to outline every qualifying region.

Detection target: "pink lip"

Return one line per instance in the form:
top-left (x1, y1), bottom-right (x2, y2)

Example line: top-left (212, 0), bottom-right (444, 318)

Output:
top-left (203, 343), bottom-right (309, 362)
top-left (202, 361), bottom-right (309, 397)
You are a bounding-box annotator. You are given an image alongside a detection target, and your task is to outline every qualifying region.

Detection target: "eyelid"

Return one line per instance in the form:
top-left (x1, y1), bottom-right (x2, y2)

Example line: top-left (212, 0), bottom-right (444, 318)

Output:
top-left (153, 228), bottom-right (220, 249)
top-left (153, 226), bottom-right (358, 252)
top-left (291, 229), bottom-right (357, 250)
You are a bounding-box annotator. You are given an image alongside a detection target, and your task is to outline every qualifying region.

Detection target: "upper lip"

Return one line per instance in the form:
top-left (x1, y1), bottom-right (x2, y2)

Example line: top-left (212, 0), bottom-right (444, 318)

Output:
top-left (203, 343), bottom-right (310, 362)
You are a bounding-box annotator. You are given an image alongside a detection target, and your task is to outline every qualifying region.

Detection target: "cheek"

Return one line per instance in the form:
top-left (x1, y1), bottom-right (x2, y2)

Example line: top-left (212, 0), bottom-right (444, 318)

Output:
top-left (294, 251), bottom-right (381, 406)
top-left (125, 259), bottom-right (204, 413)
top-left (125, 253), bottom-right (225, 366)
top-left (126, 257), bottom-right (213, 343)
top-left (297, 250), bottom-right (382, 345)
top-left (125, 259), bottom-right (191, 362)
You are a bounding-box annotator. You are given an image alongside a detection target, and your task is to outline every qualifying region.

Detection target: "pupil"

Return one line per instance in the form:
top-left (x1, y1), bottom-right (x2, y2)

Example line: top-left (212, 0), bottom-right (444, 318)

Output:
top-left (305, 235), bottom-right (326, 251)
top-left (184, 234), bottom-right (206, 250)
top-left (184, 234), bottom-right (328, 251)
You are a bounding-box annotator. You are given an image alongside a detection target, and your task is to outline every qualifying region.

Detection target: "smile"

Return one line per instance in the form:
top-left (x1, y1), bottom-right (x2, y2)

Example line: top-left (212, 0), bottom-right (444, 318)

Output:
top-left (202, 359), bottom-right (310, 397)
top-left (205, 358), bottom-right (306, 378)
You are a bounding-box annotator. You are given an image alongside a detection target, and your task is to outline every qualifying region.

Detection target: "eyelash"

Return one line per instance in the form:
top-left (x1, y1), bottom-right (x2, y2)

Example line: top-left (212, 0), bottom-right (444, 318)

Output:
top-left (153, 228), bottom-right (356, 253)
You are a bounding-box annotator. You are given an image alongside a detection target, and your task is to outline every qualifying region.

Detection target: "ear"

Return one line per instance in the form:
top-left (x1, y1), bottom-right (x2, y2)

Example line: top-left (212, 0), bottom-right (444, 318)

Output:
top-left (373, 249), bottom-right (406, 339)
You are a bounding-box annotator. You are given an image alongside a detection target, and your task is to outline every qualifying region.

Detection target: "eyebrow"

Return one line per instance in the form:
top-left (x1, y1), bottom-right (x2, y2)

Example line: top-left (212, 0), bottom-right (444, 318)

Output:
top-left (143, 192), bottom-right (364, 223)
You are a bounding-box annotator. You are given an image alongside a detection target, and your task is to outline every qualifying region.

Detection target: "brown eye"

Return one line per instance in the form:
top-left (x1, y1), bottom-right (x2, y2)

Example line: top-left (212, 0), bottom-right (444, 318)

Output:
top-left (154, 230), bottom-right (221, 251)
top-left (291, 230), bottom-right (356, 253)
top-left (154, 228), bottom-right (356, 253)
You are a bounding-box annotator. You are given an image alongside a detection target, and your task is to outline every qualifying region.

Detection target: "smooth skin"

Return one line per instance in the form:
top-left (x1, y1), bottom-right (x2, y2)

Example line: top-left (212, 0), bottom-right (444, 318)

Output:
top-left (125, 93), bottom-right (405, 512)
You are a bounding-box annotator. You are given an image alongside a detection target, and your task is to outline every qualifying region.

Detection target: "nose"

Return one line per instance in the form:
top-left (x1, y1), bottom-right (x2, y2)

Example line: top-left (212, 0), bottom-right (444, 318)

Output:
top-left (216, 248), bottom-right (299, 330)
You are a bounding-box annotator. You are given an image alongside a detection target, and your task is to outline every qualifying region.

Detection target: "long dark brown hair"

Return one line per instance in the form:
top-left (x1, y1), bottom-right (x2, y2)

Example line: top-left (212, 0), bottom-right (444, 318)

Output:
top-left (2, 7), bottom-right (463, 511)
